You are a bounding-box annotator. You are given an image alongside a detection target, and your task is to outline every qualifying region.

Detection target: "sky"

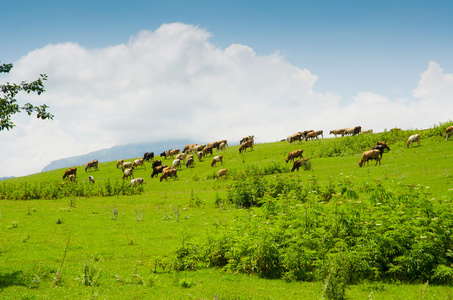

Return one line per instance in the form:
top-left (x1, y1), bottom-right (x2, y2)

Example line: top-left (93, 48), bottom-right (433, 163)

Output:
top-left (1, 0), bottom-right (453, 177)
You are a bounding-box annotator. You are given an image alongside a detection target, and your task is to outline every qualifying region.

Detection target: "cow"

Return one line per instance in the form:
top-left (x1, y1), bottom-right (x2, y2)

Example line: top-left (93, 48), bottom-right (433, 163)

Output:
top-left (302, 130), bottom-right (314, 138)
top-left (197, 151), bottom-right (203, 162)
top-left (88, 175), bottom-right (95, 183)
top-left (159, 151), bottom-right (167, 159)
top-left (121, 162), bottom-right (132, 172)
top-left (85, 159), bottom-right (98, 172)
top-left (203, 146), bottom-right (213, 157)
top-left (344, 128), bottom-right (355, 136)
top-left (286, 149), bottom-right (304, 163)
top-left (152, 160), bottom-right (162, 168)
top-left (219, 142), bottom-right (227, 151)
top-left (445, 126), bottom-right (453, 141)
top-left (329, 129), bottom-right (346, 137)
top-left (291, 158), bottom-right (309, 172)
top-left (240, 135), bottom-right (254, 144)
top-left (353, 126), bottom-right (362, 136)
top-left (305, 131), bottom-right (319, 141)
top-left (166, 149), bottom-right (180, 159)
top-left (287, 132), bottom-right (303, 145)
top-left (122, 168), bottom-right (134, 180)
top-left (208, 141), bottom-right (221, 150)
top-left (239, 140), bottom-right (254, 154)
top-left (183, 144), bottom-right (197, 153)
top-left (160, 167), bottom-right (178, 182)
top-left (186, 157), bottom-right (195, 168)
top-left (143, 152), bottom-right (154, 162)
top-left (371, 143), bottom-right (390, 159)
top-left (211, 155), bottom-right (223, 167)
top-left (358, 150), bottom-right (381, 167)
top-left (68, 174), bottom-right (77, 182)
top-left (116, 159), bottom-right (124, 169)
top-left (132, 158), bottom-right (146, 170)
top-left (130, 178), bottom-right (144, 187)
top-left (176, 153), bottom-right (186, 161)
top-left (173, 159), bottom-right (182, 170)
top-left (151, 165), bottom-right (168, 178)
top-left (63, 167), bottom-right (77, 179)
top-left (407, 134), bottom-right (421, 148)
top-left (361, 129), bottom-right (373, 134)
top-left (217, 169), bottom-right (228, 180)
top-left (314, 130), bottom-right (323, 138)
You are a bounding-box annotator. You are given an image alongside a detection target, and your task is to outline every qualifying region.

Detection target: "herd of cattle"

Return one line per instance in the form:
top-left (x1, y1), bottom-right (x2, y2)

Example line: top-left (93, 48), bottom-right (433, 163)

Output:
top-left (61, 126), bottom-right (453, 186)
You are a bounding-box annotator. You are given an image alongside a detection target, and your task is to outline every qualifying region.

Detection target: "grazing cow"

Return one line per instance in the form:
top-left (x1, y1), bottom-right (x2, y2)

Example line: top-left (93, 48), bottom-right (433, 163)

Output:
top-left (121, 162), bottom-right (132, 172)
top-left (85, 159), bottom-right (98, 172)
top-left (203, 146), bottom-right (213, 157)
top-left (116, 159), bottom-right (124, 169)
top-left (194, 144), bottom-right (206, 152)
top-left (183, 144), bottom-right (197, 154)
top-left (197, 151), bottom-right (203, 162)
top-left (343, 128), bottom-right (355, 136)
top-left (407, 134), bottom-right (421, 148)
top-left (219, 142), bottom-right (227, 151)
top-left (122, 168), bottom-right (134, 180)
top-left (288, 132), bottom-right (303, 145)
top-left (239, 139), bottom-right (254, 154)
top-left (217, 169), bottom-right (228, 180)
top-left (240, 135), bottom-right (254, 144)
top-left (314, 130), bottom-right (323, 138)
top-left (159, 151), bottom-right (167, 159)
top-left (208, 141), bottom-right (221, 150)
top-left (353, 126), bottom-right (362, 136)
top-left (68, 174), bottom-right (77, 182)
top-left (176, 153), bottom-right (186, 161)
top-left (63, 167), bottom-right (77, 179)
top-left (445, 126), bottom-right (453, 141)
top-left (173, 159), bottom-right (182, 170)
top-left (329, 129), bottom-right (346, 137)
top-left (186, 157), bottom-right (195, 168)
top-left (361, 129), bottom-right (373, 134)
top-left (160, 167), bottom-right (178, 182)
top-left (88, 175), bottom-right (95, 183)
top-left (218, 140), bottom-right (228, 147)
top-left (305, 131), bottom-right (319, 141)
top-left (358, 150), bottom-right (381, 167)
top-left (211, 155), bottom-right (223, 167)
top-left (151, 165), bottom-right (168, 178)
top-left (371, 143), bottom-right (391, 159)
top-left (291, 158), bottom-right (309, 172)
top-left (152, 160), bottom-right (162, 168)
top-left (166, 149), bottom-right (180, 159)
top-left (132, 158), bottom-right (146, 170)
top-left (302, 130), bottom-right (314, 139)
top-left (143, 152), bottom-right (154, 162)
top-left (286, 149), bottom-right (304, 163)
top-left (130, 178), bottom-right (144, 187)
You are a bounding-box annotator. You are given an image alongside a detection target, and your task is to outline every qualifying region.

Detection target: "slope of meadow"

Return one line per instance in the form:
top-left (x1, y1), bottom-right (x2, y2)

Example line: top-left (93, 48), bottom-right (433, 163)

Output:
top-left (1, 122), bottom-right (453, 299)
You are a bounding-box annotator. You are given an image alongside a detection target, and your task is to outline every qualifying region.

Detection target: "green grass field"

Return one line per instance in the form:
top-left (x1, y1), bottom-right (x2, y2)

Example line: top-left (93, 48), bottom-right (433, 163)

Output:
top-left (1, 125), bottom-right (453, 299)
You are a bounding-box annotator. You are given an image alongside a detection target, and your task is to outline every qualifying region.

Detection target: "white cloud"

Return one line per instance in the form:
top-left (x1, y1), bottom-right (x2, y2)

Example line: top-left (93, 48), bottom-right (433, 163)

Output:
top-left (1, 23), bottom-right (453, 177)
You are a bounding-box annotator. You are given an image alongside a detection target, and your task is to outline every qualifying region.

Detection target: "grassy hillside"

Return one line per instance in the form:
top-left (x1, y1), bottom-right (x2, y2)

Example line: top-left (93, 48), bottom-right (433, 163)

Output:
top-left (1, 123), bottom-right (453, 299)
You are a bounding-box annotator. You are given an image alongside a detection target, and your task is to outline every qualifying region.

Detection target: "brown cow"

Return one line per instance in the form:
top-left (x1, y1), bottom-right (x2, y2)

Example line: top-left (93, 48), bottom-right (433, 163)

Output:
top-left (358, 150), bottom-right (381, 167)
top-left (160, 167), bottom-right (178, 182)
top-left (291, 158), bottom-right (309, 172)
top-left (286, 149), bottom-right (304, 163)
top-left (217, 169), bottom-right (228, 180)
top-left (239, 140), bottom-right (254, 154)
top-left (85, 159), bottom-right (98, 172)
top-left (445, 126), bottom-right (453, 141)
top-left (211, 155), bottom-right (223, 167)
top-left (63, 167), bottom-right (77, 179)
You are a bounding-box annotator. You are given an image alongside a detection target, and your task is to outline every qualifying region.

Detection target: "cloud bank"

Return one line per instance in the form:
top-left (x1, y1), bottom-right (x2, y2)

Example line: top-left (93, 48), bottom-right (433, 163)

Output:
top-left (1, 23), bottom-right (452, 177)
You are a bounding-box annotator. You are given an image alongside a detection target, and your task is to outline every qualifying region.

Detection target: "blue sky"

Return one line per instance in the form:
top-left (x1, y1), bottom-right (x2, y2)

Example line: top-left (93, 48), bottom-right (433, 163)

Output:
top-left (1, 0), bottom-right (453, 177)
top-left (3, 0), bottom-right (452, 99)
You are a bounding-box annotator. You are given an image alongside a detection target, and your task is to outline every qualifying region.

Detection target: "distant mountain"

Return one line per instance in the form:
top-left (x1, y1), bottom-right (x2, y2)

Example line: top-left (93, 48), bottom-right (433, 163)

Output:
top-left (41, 139), bottom-right (193, 172)
top-left (0, 176), bottom-right (15, 181)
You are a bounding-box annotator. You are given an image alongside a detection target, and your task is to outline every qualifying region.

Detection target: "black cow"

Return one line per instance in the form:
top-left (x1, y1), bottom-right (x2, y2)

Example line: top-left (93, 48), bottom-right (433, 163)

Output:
top-left (152, 160), bottom-right (162, 168)
top-left (370, 144), bottom-right (390, 159)
top-left (143, 152), bottom-right (154, 162)
top-left (353, 126), bottom-right (362, 136)
top-left (151, 165), bottom-right (168, 178)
